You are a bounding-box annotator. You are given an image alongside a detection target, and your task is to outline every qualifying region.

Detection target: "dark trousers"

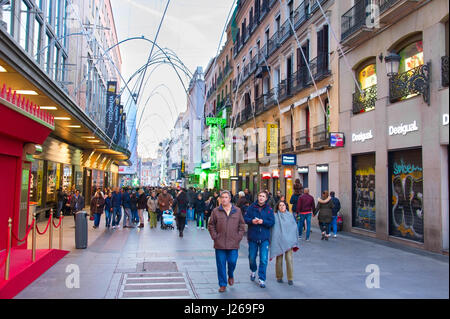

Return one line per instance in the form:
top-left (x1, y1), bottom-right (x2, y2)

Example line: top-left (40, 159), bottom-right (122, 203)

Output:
top-left (176, 216), bottom-right (186, 233)
top-left (320, 222), bottom-right (331, 235)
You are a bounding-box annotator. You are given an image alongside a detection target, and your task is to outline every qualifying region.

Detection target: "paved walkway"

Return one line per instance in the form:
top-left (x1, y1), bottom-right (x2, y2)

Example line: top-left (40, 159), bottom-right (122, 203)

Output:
top-left (15, 214), bottom-right (449, 299)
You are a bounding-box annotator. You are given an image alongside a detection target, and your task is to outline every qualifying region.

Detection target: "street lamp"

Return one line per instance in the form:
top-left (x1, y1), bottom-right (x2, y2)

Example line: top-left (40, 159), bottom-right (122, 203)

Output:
top-left (384, 52), bottom-right (401, 77)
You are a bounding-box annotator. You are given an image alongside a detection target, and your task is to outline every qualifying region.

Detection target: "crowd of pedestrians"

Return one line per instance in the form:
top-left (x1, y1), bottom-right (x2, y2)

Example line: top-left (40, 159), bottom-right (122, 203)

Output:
top-left (57, 180), bottom-right (342, 294)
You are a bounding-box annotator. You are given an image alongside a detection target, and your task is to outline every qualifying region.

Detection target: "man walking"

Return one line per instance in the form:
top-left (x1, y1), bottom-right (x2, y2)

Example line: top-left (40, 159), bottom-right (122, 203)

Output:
top-left (330, 191), bottom-right (341, 238)
top-left (122, 188), bottom-right (134, 228)
top-left (296, 188), bottom-right (316, 241)
top-left (244, 191), bottom-right (275, 288)
top-left (157, 188), bottom-right (173, 227)
top-left (70, 190), bottom-right (85, 222)
top-left (208, 191), bottom-right (246, 293)
top-left (111, 187), bottom-right (122, 229)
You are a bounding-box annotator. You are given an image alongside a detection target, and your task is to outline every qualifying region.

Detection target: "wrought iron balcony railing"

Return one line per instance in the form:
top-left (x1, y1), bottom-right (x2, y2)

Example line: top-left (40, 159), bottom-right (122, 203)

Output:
top-left (282, 134), bottom-right (293, 151)
top-left (279, 19), bottom-right (293, 44)
top-left (442, 56), bottom-right (449, 87)
top-left (311, 0), bottom-right (327, 13)
top-left (313, 124), bottom-right (329, 148)
top-left (264, 87), bottom-right (277, 108)
top-left (255, 95), bottom-right (265, 114)
top-left (268, 31), bottom-right (280, 57)
top-left (341, 0), bottom-right (372, 41)
top-left (295, 130), bottom-right (311, 150)
top-left (352, 84), bottom-right (377, 114)
top-left (389, 63), bottom-right (431, 105)
top-left (293, 0), bottom-right (310, 30)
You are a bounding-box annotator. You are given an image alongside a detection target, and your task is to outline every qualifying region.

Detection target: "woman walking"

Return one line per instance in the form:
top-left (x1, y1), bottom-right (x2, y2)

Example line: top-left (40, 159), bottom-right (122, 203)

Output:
top-left (314, 191), bottom-right (335, 241)
top-left (147, 190), bottom-right (158, 229)
top-left (270, 201), bottom-right (299, 285)
top-left (90, 190), bottom-right (105, 229)
top-left (104, 192), bottom-right (113, 228)
top-left (173, 189), bottom-right (189, 237)
top-left (137, 188), bottom-right (147, 228)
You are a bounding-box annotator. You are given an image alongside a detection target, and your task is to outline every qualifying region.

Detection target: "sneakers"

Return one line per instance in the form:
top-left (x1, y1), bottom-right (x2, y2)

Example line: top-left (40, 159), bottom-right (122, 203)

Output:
top-left (112, 225), bottom-right (116, 229)
top-left (259, 279), bottom-right (266, 288)
top-left (288, 280), bottom-right (294, 286)
top-left (201, 227), bottom-right (205, 230)
top-left (250, 272), bottom-right (256, 282)
top-left (277, 279), bottom-right (283, 283)
top-left (306, 238), bottom-right (311, 242)
top-left (197, 226), bottom-right (200, 229)
top-left (333, 234), bottom-right (337, 238)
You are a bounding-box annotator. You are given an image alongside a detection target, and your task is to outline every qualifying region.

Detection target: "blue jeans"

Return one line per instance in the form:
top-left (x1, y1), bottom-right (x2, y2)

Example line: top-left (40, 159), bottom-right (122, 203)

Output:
top-left (131, 209), bottom-right (138, 223)
top-left (215, 249), bottom-right (239, 287)
top-left (105, 209), bottom-right (112, 227)
top-left (123, 208), bottom-right (133, 227)
top-left (298, 213), bottom-right (312, 240)
top-left (94, 213), bottom-right (101, 227)
top-left (329, 216), bottom-right (337, 235)
top-left (112, 207), bottom-right (122, 226)
top-left (248, 240), bottom-right (269, 282)
top-left (56, 201), bottom-right (63, 218)
top-left (197, 212), bottom-right (204, 227)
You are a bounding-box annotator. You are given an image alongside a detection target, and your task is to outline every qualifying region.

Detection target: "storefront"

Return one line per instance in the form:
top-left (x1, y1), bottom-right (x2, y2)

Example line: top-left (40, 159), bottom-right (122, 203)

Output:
top-left (238, 162), bottom-right (259, 197)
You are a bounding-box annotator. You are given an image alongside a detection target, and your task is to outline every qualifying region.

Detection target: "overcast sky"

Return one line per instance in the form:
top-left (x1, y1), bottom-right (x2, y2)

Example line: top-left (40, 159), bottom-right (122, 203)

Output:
top-left (110, 0), bottom-right (235, 158)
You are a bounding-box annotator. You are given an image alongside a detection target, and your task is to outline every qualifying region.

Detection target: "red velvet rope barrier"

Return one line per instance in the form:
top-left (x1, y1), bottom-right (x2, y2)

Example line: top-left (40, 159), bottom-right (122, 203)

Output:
top-left (36, 216), bottom-right (52, 235)
top-left (52, 216), bottom-right (63, 229)
top-left (11, 219), bottom-right (35, 242)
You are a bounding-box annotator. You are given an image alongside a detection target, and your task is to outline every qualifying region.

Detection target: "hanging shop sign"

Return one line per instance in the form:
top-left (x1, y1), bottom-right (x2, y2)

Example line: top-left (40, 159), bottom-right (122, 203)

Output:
top-left (316, 164), bottom-right (329, 173)
top-left (220, 169), bottom-right (230, 179)
top-left (388, 121), bottom-right (419, 136)
top-left (206, 117), bottom-right (227, 127)
top-left (201, 162), bottom-right (211, 169)
top-left (266, 124), bottom-right (278, 155)
top-left (284, 168), bottom-right (293, 178)
top-left (272, 169), bottom-right (280, 179)
top-left (298, 166), bottom-right (309, 174)
top-left (352, 130), bottom-right (373, 143)
top-left (282, 154), bottom-right (297, 166)
top-left (230, 176), bottom-right (240, 180)
top-left (105, 81), bottom-right (117, 139)
top-left (443, 113), bottom-right (449, 126)
top-left (329, 132), bottom-right (345, 147)
top-left (261, 172), bottom-right (271, 179)
top-left (181, 160), bottom-right (185, 173)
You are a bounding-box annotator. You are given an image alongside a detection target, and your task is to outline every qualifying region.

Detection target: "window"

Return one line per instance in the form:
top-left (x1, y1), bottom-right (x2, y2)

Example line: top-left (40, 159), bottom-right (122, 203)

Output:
top-left (353, 59), bottom-right (377, 114)
top-left (53, 46), bottom-right (59, 81)
top-left (398, 40), bottom-right (424, 74)
top-left (358, 63), bottom-right (377, 90)
top-left (47, 0), bottom-right (54, 25)
top-left (45, 32), bottom-right (52, 73)
top-left (33, 18), bottom-right (42, 62)
top-left (55, 0), bottom-right (61, 36)
top-left (19, 1), bottom-right (31, 51)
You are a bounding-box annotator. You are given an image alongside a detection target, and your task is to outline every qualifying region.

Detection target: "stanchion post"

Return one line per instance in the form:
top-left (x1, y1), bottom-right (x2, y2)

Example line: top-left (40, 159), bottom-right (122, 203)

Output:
top-left (49, 209), bottom-right (53, 249)
top-left (32, 213), bottom-right (36, 262)
top-left (5, 218), bottom-right (12, 280)
top-left (59, 215), bottom-right (63, 250)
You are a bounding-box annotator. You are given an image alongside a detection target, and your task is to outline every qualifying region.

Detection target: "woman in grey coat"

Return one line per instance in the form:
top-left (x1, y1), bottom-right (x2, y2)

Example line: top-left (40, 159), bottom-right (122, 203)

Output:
top-left (314, 191), bottom-right (335, 241)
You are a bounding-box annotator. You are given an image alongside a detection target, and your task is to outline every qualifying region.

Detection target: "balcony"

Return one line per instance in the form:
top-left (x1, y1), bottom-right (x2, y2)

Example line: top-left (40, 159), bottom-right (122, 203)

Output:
top-left (293, 0), bottom-right (310, 30)
top-left (341, 0), bottom-right (421, 47)
top-left (290, 69), bottom-right (311, 94)
top-left (313, 124), bottom-right (329, 148)
top-left (311, 0), bottom-right (327, 13)
top-left (264, 87), bottom-right (277, 109)
top-left (250, 55), bottom-right (258, 74)
top-left (258, 44), bottom-right (269, 65)
top-left (352, 84), bottom-right (377, 114)
top-left (268, 31), bottom-right (280, 57)
top-left (295, 130), bottom-right (311, 151)
top-left (255, 95), bottom-right (265, 114)
top-left (389, 63), bottom-right (431, 105)
top-left (442, 56), bottom-right (449, 87)
top-left (260, 1), bottom-right (269, 21)
top-left (309, 54), bottom-right (331, 82)
top-left (279, 19), bottom-right (293, 45)
top-left (282, 134), bottom-right (293, 152)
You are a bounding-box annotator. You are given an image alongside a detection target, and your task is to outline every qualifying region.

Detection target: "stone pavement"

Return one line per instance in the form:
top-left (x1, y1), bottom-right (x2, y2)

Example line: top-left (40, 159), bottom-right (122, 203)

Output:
top-left (15, 214), bottom-right (449, 299)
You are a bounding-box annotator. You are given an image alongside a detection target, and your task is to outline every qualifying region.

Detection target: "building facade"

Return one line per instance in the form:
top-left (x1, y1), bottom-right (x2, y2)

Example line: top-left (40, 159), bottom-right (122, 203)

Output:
top-left (338, 0), bottom-right (449, 253)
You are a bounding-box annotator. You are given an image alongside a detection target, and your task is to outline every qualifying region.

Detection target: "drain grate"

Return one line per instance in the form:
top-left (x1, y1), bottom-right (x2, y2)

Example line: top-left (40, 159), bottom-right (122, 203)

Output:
top-left (118, 272), bottom-right (192, 299)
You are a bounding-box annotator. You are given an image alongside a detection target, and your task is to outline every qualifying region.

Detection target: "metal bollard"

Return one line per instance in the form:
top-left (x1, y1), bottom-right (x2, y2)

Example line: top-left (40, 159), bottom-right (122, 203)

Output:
top-left (49, 209), bottom-right (53, 249)
top-left (59, 215), bottom-right (63, 250)
top-left (5, 218), bottom-right (12, 280)
top-left (32, 213), bottom-right (36, 262)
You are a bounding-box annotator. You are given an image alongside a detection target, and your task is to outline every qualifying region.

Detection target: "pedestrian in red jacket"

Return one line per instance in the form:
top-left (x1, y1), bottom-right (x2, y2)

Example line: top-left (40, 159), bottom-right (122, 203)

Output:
top-left (296, 188), bottom-right (316, 241)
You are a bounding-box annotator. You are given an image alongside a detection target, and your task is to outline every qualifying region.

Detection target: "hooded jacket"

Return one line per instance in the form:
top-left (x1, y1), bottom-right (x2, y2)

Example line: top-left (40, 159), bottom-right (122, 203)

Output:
top-left (244, 202), bottom-right (275, 243)
top-left (147, 196), bottom-right (158, 212)
top-left (315, 197), bottom-right (335, 223)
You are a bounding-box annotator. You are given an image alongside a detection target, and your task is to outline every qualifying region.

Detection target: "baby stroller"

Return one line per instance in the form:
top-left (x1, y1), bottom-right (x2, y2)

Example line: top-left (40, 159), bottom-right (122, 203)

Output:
top-left (161, 210), bottom-right (175, 230)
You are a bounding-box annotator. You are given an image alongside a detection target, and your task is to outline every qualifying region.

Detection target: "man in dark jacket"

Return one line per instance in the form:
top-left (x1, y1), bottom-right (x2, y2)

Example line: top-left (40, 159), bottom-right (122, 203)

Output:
top-left (208, 190), bottom-right (246, 293)
top-left (194, 193), bottom-right (207, 229)
top-left (244, 188), bottom-right (253, 203)
top-left (244, 191), bottom-right (275, 288)
top-left (296, 188), bottom-right (316, 241)
top-left (70, 190), bottom-right (85, 222)
top-left (56, 187), bottom-right (65, 218)
top-left (122, 188), bottom-right (133, 228)
top-left (330, 191), bottom-right (341, 238)
top-left (111, 187), bottom-right (122, 229)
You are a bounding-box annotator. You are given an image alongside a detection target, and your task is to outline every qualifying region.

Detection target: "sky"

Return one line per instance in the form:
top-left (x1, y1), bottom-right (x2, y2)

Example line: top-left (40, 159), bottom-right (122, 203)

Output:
top-left (110, 0), bottom-right (235, 158)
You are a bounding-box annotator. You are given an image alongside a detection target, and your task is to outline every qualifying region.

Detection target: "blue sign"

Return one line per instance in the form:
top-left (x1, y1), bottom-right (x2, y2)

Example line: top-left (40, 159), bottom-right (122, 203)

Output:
top-left (282, 154), bottom-right (297, 166)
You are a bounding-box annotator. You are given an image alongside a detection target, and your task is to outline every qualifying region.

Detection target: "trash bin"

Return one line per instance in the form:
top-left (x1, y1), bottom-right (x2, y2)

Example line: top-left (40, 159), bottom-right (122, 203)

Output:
top-left (75, 211), bottom-right (88, 249)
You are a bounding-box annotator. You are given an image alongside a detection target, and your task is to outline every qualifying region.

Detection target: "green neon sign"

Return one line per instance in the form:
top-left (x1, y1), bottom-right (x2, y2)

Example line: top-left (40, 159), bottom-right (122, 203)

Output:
top-left (206, 117), bottom-right (226, 127)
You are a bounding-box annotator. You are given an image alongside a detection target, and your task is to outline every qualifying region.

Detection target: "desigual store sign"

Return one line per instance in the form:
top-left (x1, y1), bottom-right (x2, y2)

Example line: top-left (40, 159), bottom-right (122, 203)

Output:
top-left (352, 130), bottom-right (374, 143)
top-left (388, 121), bottom-right (419, 136)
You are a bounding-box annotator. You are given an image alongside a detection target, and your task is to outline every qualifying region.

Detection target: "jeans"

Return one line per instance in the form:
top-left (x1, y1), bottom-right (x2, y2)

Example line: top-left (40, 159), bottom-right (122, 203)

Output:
top-left (215, 249), bottom-right (239, 287)
top-left (112, 207), bottom-right (122, 226)
top-left (329, 216), bottom-right (338, 235)
top-left (131, 209), bottom-right (139, 223)
top-left (298, 213), bottom-right (312, 240)
top-left (248, 240), bottom-right (269, 282)
top-left (94, 213), bottom-right (101, 227)
top-left (138, 209), bottom-right (145, 224)
top-left (105, 209), bottom-right (112, 227)
top-left (56, 201), bottom-right (63, 218)
top-left (123, 208), bottom-right (133, 227)
top-left (320, 222), bottom-right (330, 235)
top-left (197, 212), bottom-right (204, 227)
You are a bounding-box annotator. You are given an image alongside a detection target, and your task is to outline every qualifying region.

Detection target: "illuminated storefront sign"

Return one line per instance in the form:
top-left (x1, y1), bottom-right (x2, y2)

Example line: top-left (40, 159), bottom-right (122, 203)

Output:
top-left (272, 169), bottom-right (280, 179)
top-left (316, 164), bottom-right (329, 173)
top-left (206, 117), bottom-right (226, 127)
top-left (284, 169), bottom-right (293, 178)
top-left (220, 169), bottom-right (230, 179)
top-left (388, 121), bottom-right (419, 136)
top-left (282, 154), bottom-right (296, 165)
top-left (262, 172), bottom-right (271, 179)
top-left (298, 166), bottom-right (309, 174)
top-left (352, 130), bottom-right (373, 143)
top-left (266, 124), bottom-right (278, 155)
top-left (329, 132), bottom-right (345, 147)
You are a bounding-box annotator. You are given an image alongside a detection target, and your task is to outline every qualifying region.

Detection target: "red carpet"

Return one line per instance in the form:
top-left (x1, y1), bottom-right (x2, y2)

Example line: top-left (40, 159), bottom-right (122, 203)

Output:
top-left (0, 248), bottom-right (69, 299)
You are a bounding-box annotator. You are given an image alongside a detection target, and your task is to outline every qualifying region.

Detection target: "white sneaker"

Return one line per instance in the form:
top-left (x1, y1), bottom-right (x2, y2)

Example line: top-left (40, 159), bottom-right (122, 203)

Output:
top-left (197, 226), bottom-right (200, 229)
top-left (333, 234), bottom-right (337, 238)
top-left (201, 227), bottom-right (205, 230)
top-left (116, 225), bottom-right (120, 229)
top-left (112, 226), bottom-right (116, 229)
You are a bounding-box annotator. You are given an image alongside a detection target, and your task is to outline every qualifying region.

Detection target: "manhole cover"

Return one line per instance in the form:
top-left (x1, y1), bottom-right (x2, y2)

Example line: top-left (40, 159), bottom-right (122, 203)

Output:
top-left (139, 261), bottom-right (179, 272)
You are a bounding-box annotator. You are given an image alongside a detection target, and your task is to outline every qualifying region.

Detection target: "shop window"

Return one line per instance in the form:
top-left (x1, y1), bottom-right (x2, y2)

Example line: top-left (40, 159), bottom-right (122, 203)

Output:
top-left (388, 148), bottom-right (424, 242)
top-left (30, 160), bottom-right (44, 207)
top-left (352, 153), bottom-right (376, 232)
top-left (353, 59), bottom-right (377, 114)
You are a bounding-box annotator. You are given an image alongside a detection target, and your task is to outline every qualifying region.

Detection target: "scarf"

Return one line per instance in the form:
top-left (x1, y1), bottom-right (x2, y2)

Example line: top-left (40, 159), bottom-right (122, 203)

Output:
top-left (269, 210), bottom-right (299, 260)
